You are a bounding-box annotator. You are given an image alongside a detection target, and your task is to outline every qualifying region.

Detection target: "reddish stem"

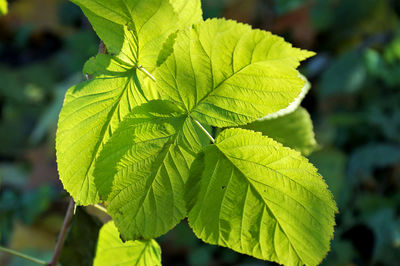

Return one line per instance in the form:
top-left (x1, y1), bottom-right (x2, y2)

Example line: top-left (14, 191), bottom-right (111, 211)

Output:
top-left (48, 199), bottom-right (75, 266)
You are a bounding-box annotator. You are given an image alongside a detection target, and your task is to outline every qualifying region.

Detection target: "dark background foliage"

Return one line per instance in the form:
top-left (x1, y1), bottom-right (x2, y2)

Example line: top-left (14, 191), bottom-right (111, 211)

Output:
top-left (0, 0), bottom-right (399, 265)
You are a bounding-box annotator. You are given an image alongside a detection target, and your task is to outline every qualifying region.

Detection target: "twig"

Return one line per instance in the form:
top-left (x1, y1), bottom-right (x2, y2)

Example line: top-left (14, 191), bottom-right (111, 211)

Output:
top-left (49, 198), bottom-right (75, 266)
top-left (0, 246), bottom-right (47, 265)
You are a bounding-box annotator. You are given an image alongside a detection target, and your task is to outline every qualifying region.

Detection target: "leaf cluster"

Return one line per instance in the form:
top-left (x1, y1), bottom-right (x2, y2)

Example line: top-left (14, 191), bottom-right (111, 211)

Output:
top-left (56, 1), bottom-right (337, 265)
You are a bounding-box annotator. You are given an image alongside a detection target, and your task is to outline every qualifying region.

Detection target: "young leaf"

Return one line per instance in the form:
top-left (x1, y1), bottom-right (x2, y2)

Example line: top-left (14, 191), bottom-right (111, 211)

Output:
top-left (186, 128), bottom-right (337, 266)
top-left (156, 18), bottom-right (314, 127)
top-left (93, 100), bottom-right (209, 240)
top-left (242, 107), bottom-right (318, 155)
top-left (94, 221), bottom-right (161, 266)
top-left (57, 0), bottom-right (203, 205)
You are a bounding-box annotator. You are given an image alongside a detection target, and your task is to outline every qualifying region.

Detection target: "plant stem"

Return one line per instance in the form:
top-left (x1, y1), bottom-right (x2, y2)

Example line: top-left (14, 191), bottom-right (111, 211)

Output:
top-left (192, 118), bottom-right (215, 143)
top-left (93, 204), bottom-right (108, 214)
top-left (0, 246), bottom-right (48, 265)
top-left (49, 198), bottom-right (75, 266)
top-left (98, 40), bottom-right (107, 54)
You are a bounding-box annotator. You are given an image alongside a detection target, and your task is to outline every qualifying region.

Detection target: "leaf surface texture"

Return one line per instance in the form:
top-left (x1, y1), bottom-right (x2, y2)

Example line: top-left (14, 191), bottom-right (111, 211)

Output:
top-left (186, 128), bottom-right (337, 266)
top-left (157, 18), bottom-right (314, 127)
top-left (94, 100), bottom-right (208, 239)
top-left (56, 0), bottom-right (202, 204)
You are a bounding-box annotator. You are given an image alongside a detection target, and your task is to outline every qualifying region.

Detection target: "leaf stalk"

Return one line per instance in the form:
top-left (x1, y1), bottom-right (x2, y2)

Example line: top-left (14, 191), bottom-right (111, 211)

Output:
top-left (138, 65), bottom-right (156, 82)
top-left (192, 118), bottom-right (215, 143)
top-left (93, 204), bottom-right (108, 214)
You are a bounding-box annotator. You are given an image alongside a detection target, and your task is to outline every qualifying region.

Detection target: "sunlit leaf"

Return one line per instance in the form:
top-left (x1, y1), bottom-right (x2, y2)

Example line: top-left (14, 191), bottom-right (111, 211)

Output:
top-left (57, 0), bottom-right (203, 205)
top-left (186, 128), bottom-right (337, 266)
top-left (93, 100), bottom-right (208, 239)
top-left (243, 107), bottom-right (318, 155)
top-left (94, 221), bottom-right (161, 266)
top-left (157, 18), bottom-right (314, 127)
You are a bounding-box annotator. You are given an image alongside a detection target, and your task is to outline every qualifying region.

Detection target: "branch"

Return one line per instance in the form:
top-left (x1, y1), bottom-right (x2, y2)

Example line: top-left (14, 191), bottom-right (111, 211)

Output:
top-left (49, 198), bottom-right (75, 266)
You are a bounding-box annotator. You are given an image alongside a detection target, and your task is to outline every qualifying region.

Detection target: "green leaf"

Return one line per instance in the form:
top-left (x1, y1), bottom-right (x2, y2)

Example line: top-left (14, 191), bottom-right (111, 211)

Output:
top-left (57, 0), bottom-right (203, 205)
top-left (56, 57), bottom-right (149, 205)
top-left (157, 32), bottom-right (178, 67)
top-left (93, 100), bottom-right (208, 240)
top-left (157, 18), bottom-right (314, 127)
top-left (186, 128), bottom-right (337, 266)
top-left (72, 0), bottom-right (202, 67)
top-left (94, 221), bottom-right (161, 266)
top-left (0, 0), bottom-right (7, 16)
top-left (260, 75), bottom-right (310, 120)
top-left (170, 0), bottom-right (203, 26)
top-left (156, 0), bottom-right (206, 69)
top-left (242, 107), bottom-right (318, 155)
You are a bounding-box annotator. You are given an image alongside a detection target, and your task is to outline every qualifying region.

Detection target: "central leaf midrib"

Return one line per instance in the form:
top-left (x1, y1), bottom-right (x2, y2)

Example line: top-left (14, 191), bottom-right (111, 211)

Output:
top-left (190, 62), bottom-right (254, 113)
top-left (222, 152), bottom-right (331, 239)
top-left (225, 153), bottom-right (331, 214)
top-left (188, 30), bottom-right (261, 113)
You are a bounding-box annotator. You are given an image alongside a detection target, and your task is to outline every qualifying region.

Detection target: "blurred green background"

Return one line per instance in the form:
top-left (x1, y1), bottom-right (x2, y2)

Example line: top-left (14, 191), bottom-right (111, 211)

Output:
top-left (0, 0), bottom-right (400, 265)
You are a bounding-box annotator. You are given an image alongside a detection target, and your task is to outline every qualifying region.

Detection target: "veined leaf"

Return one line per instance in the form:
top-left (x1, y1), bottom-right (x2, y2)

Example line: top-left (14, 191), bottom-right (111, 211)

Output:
top-left (156, 0), bottom-right (204, 67)
top-left (0, 0), bottom-right (7, 16)
top-left (260, 75), bottom-right (311, 120)
top-left (186, 128), bottom-right (337, 266)
top-left (73, 0), bottom-right (202, 67)
top-left (157, 18), bottom-right (314, 127)
top-left (93, 100), bottom-right (209, 240)
top-left (242, 107), bottom-right (318, 155)
top-left (170, 0), bottom-right (203, 27)
top-left (57, 0), bottom-right (202, 205)
top-left (56, 57), bottom-right (148, 205)
top-left (94, 221), bottom-right (161, 266)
